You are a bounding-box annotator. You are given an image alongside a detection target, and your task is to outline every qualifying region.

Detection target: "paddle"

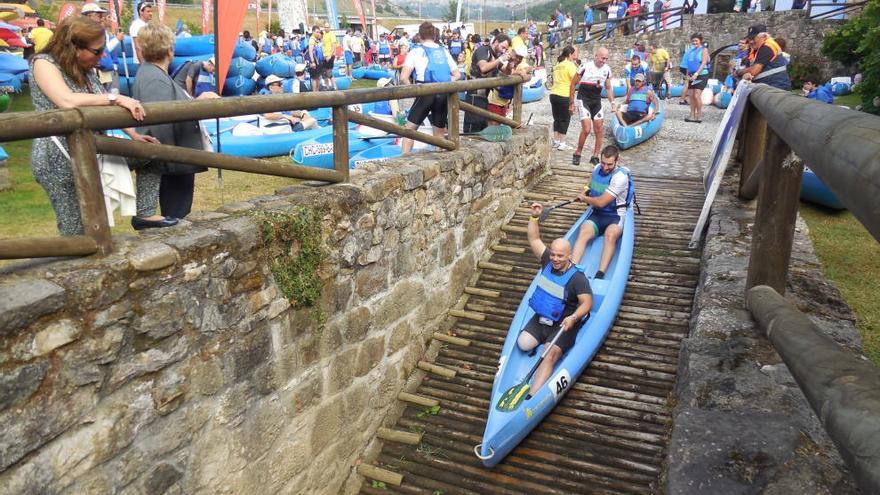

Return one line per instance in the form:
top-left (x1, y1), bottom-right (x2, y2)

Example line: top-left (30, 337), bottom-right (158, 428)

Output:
top-left (538, 199), bottom-right (577, 222)
top-left (495, 328), bottom-right (566, 412)
top-left (460, 124), bottom-right (513, 142)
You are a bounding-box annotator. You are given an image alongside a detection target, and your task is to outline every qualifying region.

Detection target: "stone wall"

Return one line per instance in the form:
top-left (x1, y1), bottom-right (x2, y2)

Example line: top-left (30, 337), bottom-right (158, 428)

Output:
top-left (0, 127), bottom-right (550, 495)
top-left (576, 11), bottom-right (845, 80)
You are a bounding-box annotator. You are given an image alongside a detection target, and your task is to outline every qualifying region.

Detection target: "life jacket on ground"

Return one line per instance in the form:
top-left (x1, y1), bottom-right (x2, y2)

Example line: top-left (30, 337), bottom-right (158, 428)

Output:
top-left (528, 262), bottom-right (581, 321)
top-left (627, 87), bottom-right (650, 114)
top-left (194, 65), bottom-right (215, 97)
top-left (748, 36), bottom-right (790, 90)
top-left (420, 46), bottom-right (452, 83)
top-left (589, 165), bottom-right (635, 215)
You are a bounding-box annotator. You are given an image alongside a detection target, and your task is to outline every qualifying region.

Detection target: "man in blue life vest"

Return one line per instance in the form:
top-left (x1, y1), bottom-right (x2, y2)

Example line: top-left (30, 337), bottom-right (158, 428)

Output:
top-left (616, 73), bottom-right (656, 126)
top-left (377, 34), bottom-right (392, 67)
top-left (571, 145), bottom-right (633, 279)
top-left (399, 22), bottom-right (460, 154)
top-left (172, 57), bottom-right (216, 98)
top-left (306, 26), bottom-right (325, 93)
top-left (520, 202), bottom-right (593, 398)
top-left (447, 31), bottom-right (463, 62)
top-left (735, 24), bottom-right (791, 91)
top-left (623, 53), bottom-right (650, 91)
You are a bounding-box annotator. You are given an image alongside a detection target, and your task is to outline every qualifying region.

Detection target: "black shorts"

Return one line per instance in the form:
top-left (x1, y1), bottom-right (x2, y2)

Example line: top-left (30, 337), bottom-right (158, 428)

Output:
top-left (622, 110), bottom-right (647, 124)
top-left (586, 211), bottom-right (623, 236)
top-left (407, 94), bottom-right (448, 129)
top-left (320, 58), bottom-right (335, 79)
top-left (308, 63), bottom-right (321, 80)
top-left (689, 73), bottom-right (709, 90)
top-left (679, 67), bottom-right (688, 76)
top-left (523, 314), bottom-right (583, 353)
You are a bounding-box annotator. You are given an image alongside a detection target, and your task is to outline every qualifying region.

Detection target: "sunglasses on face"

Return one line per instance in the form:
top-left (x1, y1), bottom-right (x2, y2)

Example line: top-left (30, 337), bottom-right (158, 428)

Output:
top-left (79, 44), bottom-right (106, 56)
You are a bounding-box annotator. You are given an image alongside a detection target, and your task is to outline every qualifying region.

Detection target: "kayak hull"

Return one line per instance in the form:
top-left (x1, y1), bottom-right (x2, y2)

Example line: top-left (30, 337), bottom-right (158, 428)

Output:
top-left (801, 167), bottom-right (845, 210)
top-left (291, 130), bottom-right (395, 168)
top-left (610, 100), bottom-right (664, 149)
top-left (522, 83), bottom-right (546, 103)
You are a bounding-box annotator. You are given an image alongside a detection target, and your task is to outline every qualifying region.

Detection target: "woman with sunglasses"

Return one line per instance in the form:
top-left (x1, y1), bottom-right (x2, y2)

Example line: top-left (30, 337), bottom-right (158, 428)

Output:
top-left (29, 16), bottom-right (158, 235)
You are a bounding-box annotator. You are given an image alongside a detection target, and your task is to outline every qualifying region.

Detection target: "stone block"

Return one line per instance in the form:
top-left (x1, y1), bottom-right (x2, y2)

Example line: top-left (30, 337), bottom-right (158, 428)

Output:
top-left (217, 216), bottom-right (262, 253)
top-left (188, 355), bottom-right (225, 397)
top-left (324, 348), bottom-right (357, 396)
top-left (132, 286), bottom-right (185, 341)
top-left (372, 279), bottom-right (425, 329)
top-left (128, 242), bottom-right (178, 272)
top-left (354, 262), bottom-right (388, 300)
top-left (217, 201), bottom-right (255, 214)
top-left (92, 299), bottom-right (134, 329)
top-left (354, 336), bottom-right (385, 377)
top-left (142, 463), bottom-right (183, 495)
top-left (0, 361), bottom-right (48, 412)
top-left (387, 320), bottom-right (412, 355)
top-left (0, 278), bottom-right (66, 335)
top-left (109, 336), bottom-right (190, 389)
top-left (32, 319), bottom-right (81, 356)
top-left (224, 328), bottom-right (272, 382)
top-left (400, 167), bottom-right (425, 191)
top-left (290, 373), bottom-right (322, 414)
top-left (309, 397), bottom-right (345, 454)
top-left (267, 297), bottom-right (290, 319)
top-left (186, 211), bottom-right (229, 222)
top-left (164, 228), bottom-right (223, 254)
top-left (361, 174), bottom-right (402, 202)
top-left (342, 306), bottom-right (372, 344)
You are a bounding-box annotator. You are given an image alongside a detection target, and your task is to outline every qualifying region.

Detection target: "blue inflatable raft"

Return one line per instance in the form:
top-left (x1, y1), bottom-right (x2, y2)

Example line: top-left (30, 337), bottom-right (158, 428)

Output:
top-left (478, 202), bottom-right (636, 467)
top-left (714, 91), bottom-right (732, 109)
top-left (801, 166), bottom-right (845, 210)
top-left (361, 64), bottom-right (393, 80)
top-left (256, 54), bottom-right (299, 78)
top-left (291, 130), bottom-right (395, 168)
top-left (522, 82), bottom-right (546, 103)
top-left (610, 99), bottom-right (664, 149)
top-left (0, 54), bottom-right (28, 74)
top-left (223, 76), bottom-right (256, 96)
top-left (351, 66), bottom-right (367, 79)
top-left (831, 82), bottom-right (851, 96)
top-left (601, 79), bottom-right (627, 98)
top-left (173, 35), bottom-right (214, 57)
top-left (227, 57), bottom-right (256, 79)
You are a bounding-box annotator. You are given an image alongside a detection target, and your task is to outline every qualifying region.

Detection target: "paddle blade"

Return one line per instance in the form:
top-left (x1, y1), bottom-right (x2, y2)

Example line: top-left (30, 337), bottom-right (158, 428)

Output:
top-left (478, 124), bottom-right (513, 142)
top-left (495, 383), bottom-right (531, 412)
top-left (538, 208), bottom-right (551, 223)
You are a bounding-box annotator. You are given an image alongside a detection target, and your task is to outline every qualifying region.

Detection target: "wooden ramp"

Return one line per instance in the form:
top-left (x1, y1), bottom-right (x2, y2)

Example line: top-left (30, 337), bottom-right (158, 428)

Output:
top-left (360, 164), bottom-right (705, 494)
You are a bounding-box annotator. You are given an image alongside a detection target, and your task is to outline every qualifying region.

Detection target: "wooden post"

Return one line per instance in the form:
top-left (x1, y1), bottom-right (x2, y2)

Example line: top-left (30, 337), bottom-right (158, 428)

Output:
top-left (447, 91), bottom-right (460, 149)
top-left (332, 105), bottom-right (349, 181)
top-left (67, 129), bottom-right (112, 255)
top-left (511, 83), bottom-right (523, 125)
top-left (738, 102), bottom-right (768, 200)
top-left (745, 130), bottom-right (802, 297)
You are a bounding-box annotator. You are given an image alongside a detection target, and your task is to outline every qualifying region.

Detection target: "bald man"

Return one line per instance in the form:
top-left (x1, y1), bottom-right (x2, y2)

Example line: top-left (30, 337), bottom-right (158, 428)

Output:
top-left (521, 202), bottom-right (593, 397)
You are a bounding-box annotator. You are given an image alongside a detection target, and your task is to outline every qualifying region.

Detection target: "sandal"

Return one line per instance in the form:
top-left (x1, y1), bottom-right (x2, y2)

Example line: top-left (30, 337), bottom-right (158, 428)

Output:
top-left (572, 154), bottom-right (581, 166)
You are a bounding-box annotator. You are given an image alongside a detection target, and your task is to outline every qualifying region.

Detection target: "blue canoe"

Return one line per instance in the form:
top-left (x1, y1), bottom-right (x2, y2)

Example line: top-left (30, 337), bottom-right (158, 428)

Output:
top-left (0, 54), bottom-right (27, 74)
top-left (522, 83), bottom-right (546, 103)
top-left (204, 119), bottom-right (333, 157)
top-left (351, 66), bottom-right (367, 79)
top-left (478, 203), bottom-right (636, 467)
top-left (601, 79), bottom-right (627, 98)
top-left (348, 144), bottom-right (402, 167)
top-left (801, 166), bottom-right (845, 210)
top-left (173, 35), bottom-right (214, 57)
top-left (227, 57), bottom-right (256, 78)
top-left (361, 64), bottom-right (393, 80)
top-left (223, 76), bottom-right (256, 96)
top-left (610, 99), bottom-right (664, 150)
top-left (291, 130), bottom-right (395, 168)
top-left (0, 72), bottom-right (22, 92)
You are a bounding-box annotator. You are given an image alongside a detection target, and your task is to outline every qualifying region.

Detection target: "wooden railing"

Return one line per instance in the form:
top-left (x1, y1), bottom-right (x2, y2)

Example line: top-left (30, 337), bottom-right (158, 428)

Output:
top-left (735, 84), bottom-right (880, 493)
top-left (806, 0), bottom-right (867, 19)
top-left (0, 75), bottom-right (526, 260)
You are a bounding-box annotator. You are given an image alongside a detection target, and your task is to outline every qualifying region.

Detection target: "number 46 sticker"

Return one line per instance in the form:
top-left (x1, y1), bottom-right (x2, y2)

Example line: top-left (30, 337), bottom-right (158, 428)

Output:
top-left (547, 369), bottom-right (572, 400)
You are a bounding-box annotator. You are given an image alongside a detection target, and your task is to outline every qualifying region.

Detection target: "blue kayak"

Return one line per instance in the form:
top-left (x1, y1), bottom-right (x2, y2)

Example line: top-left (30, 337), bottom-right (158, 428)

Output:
top-left (204, 120), bottom-right (332, 158)
top-left (0, 72), bottom-right (22, 92)
top-left (174, 35), bottom-right (214, 57)
top-left (227, 57), bottom-right (256, 78)
top-left (256, 54), bottom-right (298, 78)
top-left (600, 79), bottom-right (627, 98)
top-left (352, 67), bottom-right (366, 79)
top-left (831, 82), bottom-right (851, 96)
top-left (291, 130), bottom-right (395, 168)
top-left (522, 83), bottom-right (546, 103)
top-left (478, 203), bottom-right (636, 467)
top-left (348, 143), bottom-right (401, 167)
top-left (361, 64), bottom-right (393, 80)
top-left (0, 54), bottom-right (27, 74)
top-left (232, 39), bottom-right (257, 62)
top-left (714, 91), bottom-right (732, 109)
top-left (611, 99), bottom-right (664, 150)
top-left (801, 166), bottom-right (845, 210)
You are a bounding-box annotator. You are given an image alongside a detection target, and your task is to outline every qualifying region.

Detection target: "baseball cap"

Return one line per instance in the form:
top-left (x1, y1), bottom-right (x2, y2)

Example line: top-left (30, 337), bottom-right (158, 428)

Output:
top-left (81, 3), bottom-right (108, 14)
top-left (294, 63), bottom-right (306, 72)
top-left (265, 74), bottom-right (284, 86)
top-left (376, 77), bottom-right (393, 88)
top-left (634, 73), bottom-right (646, 82)
top-left (513, 45), bottom-right (527, 58)
top-left (138, 2), bottom-right (153, 11)
top-left (746, 24), bottom-right (767, 39)
top-left (207, 56), bottom-right (215, 65)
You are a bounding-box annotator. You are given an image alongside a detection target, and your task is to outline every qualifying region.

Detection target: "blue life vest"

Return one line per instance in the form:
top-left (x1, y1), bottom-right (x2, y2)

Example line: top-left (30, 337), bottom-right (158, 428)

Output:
top-left (373, 99), bottom-right (392, 114)
top-left (498, 84), bottom-right (516, 100)
top-left (306, 37), bottom-right (325, 63)
top-left (194, 66), bottom-right (215, 97)
top-left (627, 87), bottom-right (649, 114)
top-left (449, 40), bottom-right (462, 56)
top-left (686, 46), bottom-right (709, 75)
top-left (262, 39), bottom-right (272, 54)
top-left (589, 166), bottom-right (634, 215)
top-left (625, 62), bottom-right (648, 84)
top-left (421, 46), bottom-right (452, 83)
top-left (379, 40), bottom-right (390, 55)
top-left (528, 262), bottom-right (581, 321)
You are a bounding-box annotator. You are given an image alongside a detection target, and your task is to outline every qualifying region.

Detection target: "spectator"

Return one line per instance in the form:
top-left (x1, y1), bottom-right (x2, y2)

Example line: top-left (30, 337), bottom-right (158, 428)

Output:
top-left (81, 4), bottom-right (119, 90)
top-left (661, 0), bottom-right (672, 29)
top-left (350, 31), bottom-right (363, 64)
top-left (391, 42), bottom-right (408, 83)
top-left (511, 27), bottom-right (528, 54)
top-left (321, 22), bottom-right (338, 90)
top-left (626, 0), bottom-right (641, 34)
top-left (29, 16), bottom-right (159, 234)
top-left (684, 33), bottom-right (709, 122)
top-left (448, 30), bottom-right (463, 62)
top-left (133, 23), bottom-right (219, 222)
top-left (129, 2), bottom-right (153, 64)
top-left (487, 45), bottom-right (531, 123)
top-left (735, 24), bottom-right (791, 91)
top-left (617, 0), bottom-right (629, 36)
top-left (583, 4), bottom-right (594, 42)
top-left (549, 45), bottom-right (579, 150)
top-left (683, 0), bottom-right (697, 14)
top-left (28, 18), bottom-right (53, 53)
top-left (342, 28), bottom-right (353, 76)
top-left (652, 0), bottom-right (663, 30)
top-left (399, 22), bottom-right (459, 154)
top-left (172, 56), bottom-right (215, 97)
top-left (802, 75), bottom-right (833, 104)
top-left (605, 0), bottom-right (620, 39)
top-left (623, 53), bottom-right (649, 91)
top-left (463, 33), bottom-right (479, 75)
top-left (534, 37), bottom-right (545, 67)
top-left (377, 34), bottom-right (392, 66)
top-left (648, 42), bottom-right (671, 97)
top-left (305, 26), bottom-right (323, 92)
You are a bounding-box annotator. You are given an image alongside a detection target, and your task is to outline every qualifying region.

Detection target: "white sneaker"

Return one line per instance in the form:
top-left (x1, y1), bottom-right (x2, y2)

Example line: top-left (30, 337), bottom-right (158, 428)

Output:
top-left (557, 142), bottom-right (573, 151)
top-left (552, 140), bottom-right (560, 150)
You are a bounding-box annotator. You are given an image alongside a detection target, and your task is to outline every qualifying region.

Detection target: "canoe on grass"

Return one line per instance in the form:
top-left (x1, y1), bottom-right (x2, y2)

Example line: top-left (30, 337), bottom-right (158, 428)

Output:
top-left (610, 99), bottom-right (664, 150)
top-left (202, 117), bottom-right (336, 158)
top-left (801, 166), bottom-right (845, 210)
top-left (348, 144), bottom-right (402, 167)
top-left (477, 203), bottom-right (636, 467)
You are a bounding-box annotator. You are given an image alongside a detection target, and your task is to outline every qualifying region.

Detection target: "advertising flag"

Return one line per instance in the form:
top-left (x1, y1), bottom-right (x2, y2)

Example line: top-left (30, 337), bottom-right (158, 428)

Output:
top-left (202, 0), bottom-right (212, 33)
top-left (157, 0), bottom-right (165, 22)
top-left (215, 0), bottom-right (249, 93)
top-left (57, 2), bottom-right (77, 23)
top-left (351, 0), bottom-right (366, 33)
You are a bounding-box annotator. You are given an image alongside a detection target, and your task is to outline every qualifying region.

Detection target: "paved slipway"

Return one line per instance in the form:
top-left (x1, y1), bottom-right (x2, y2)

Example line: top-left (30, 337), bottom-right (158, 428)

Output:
top-left (357, 79), bottom-right (860, 493)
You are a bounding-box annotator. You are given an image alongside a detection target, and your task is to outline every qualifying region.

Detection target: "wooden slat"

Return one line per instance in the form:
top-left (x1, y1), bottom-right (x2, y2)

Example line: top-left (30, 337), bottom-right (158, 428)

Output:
top-left (448, 309), bottom-right (486, 321)
top-left (397, 392), bottom-right (439, 407)
top-left (357, 464), bottom-right (403, 486)
top-left (418, 361), bottom-right (457, 378)
top-left (377, 427), bottom-right (423, 445)
top-left (464, 287), bottom-right (500, 298)
top-left (478, 261), bottom-right (514, 272)
top-left (433, 332), bottom-right (471, 346)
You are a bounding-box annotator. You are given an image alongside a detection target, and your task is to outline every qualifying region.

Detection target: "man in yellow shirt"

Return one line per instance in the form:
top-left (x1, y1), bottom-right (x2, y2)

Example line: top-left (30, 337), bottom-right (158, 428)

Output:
top-left (648, 42), bottom-right (671, 98)
top-left (510, 26), bottom-right (528, 54)
top-left (28, 19), bottom-right (53, 53)
top-left (320, 22), bottom-right (338, 90)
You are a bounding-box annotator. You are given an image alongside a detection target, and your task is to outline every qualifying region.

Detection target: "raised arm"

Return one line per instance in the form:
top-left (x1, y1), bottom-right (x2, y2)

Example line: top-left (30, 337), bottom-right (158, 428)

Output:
top-left (527, 202), bottom-right (547, 259)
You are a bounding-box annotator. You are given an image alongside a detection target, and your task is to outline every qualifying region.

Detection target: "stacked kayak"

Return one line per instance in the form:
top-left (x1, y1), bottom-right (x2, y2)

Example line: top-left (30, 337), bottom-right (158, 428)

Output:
top-left (713, 91), bottom-right (732, 109)
top-left (478, 202), bottom-right (636, 466)
top-left (203, 116), bottom-right (332, 157)
top-left (223, 75), bottom-right (256, 96)
top-left (611, 98), bottom-right (664, 149)
top-left (256, 54), bottom-right (299, 78)
top-left (601, 78), bottom-right (627, 98)
top-left (351, 66), bottom-right (367, 79)
top-left (0, 53), bottom-right (27, 92)
top-left (360, 64), bottom-right (393, 80)
top-left (801, 166), bottom-right (845, 210)
top-left (174, 35), bottom-right (214, 57)
top-left (291, 129), bottom-right (395, 168)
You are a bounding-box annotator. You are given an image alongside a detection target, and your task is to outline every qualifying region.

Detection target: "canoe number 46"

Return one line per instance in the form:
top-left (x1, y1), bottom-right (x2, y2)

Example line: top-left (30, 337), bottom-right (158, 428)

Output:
top-left (548, 369), bottom-right (572, 400)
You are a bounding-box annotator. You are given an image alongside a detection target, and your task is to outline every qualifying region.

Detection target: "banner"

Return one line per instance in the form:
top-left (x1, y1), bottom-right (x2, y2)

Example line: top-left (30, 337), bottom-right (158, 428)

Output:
top-left (369, 0), bottom-right (376, 36)
top-left (325, 0), bottom-right (339, 29)
top-left (256, 0), bottom-right (260, 34)
top-left (108, 0), bottom-right (119, 31)
top-left (351, 0), bottom-right (366, 34)
top-left (215, 0), bottom-right (249, 93)
top-left (202, 0), bottom-right (212, 34)
top-left (157, 0), bottom-right (165, 23)
top-left (57, 2), bottom-right (77, 23)
top-left (267, 0), bottom-right (272, 33)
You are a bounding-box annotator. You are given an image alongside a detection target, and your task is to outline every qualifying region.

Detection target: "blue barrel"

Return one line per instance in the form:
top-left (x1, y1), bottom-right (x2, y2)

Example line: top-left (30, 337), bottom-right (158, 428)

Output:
top-left (831, 82), bottom-right (851, 96)
top-left (256, 54), bottom-right (298, 78)
top-left (123, 36), bottom-right (133, 56)
top-left (223, 75), bottom-right (256, 96)
top-left (174, 35), bottom-right (214, 57)
top-left (233, 40), bottom-right (257, 61)
top-left (125, 61), bottom-right (141, 77)
top-left (335, 76), bottom-right (352, 90)
top-left (227, 57), bottom-right (256, 78)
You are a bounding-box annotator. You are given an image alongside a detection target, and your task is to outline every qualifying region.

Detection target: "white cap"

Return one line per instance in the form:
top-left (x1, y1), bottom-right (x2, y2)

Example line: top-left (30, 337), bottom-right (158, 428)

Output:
top-left (207, 56), bottom-right (215, 65)
top-left (265, 74), bottom-right (284, 85)
top-left (377, 77), bottom-right (393, 88)
top-left (81, 3), bottom-right (108, 14)
top-left (513, 45), bottom-right (527, 58)
top-left (294, 63), bottom-right (306, 72)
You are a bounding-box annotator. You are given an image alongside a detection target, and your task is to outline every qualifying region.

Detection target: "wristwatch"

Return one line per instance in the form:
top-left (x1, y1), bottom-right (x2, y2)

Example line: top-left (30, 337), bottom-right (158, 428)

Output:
top-left (107, 88), bottom-right (119, 105)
